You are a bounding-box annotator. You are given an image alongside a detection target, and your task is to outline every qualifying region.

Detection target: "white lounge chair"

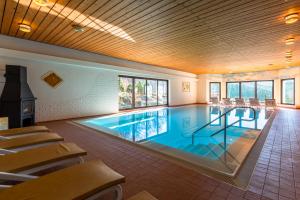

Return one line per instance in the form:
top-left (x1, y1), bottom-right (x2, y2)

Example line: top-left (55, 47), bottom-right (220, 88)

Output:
top-left (249, 98), bottom-right (260, 107)
top-left (0, 160), bottom-right (125, 200)
top-left (0, 143), bottom-right (86, 179)
top-left (0, 126), bottom-right (49, 140)
top-left (210, 97), bottom-right (220, 106)
top-left (222, 98), bottom-right (233, 106)
top-left (0, 133), bottom-right (63, 152)
top-left (235, 98), bottom-right (246, 106)
top-left (265, 99), bottom-right (277, 109)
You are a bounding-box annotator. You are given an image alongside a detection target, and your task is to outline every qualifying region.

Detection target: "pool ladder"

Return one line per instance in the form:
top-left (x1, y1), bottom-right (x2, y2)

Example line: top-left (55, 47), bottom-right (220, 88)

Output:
top-left (191, 106), bottom-right (257, 145)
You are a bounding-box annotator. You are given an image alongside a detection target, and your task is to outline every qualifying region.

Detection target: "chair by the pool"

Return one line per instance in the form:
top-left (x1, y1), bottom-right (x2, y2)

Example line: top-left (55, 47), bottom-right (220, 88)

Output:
top-left (0, 143), bottom-right (86, 180)
top-left (0, 160), bottom-right (125, 200)
top-left (0, 126), bottom-right (50, 137)
top-left (210, 97), bottom-right (220, 105)
top-left (265, 99), bottom-right (277, 109)
top-left (222, 98), bottom-right (232, 106)
top-left (0, 133), bottom-right (63, 151)
top-left (235, 98), bottom-right (246, 106)
top-left (249, 98), bottom-right (261, 107)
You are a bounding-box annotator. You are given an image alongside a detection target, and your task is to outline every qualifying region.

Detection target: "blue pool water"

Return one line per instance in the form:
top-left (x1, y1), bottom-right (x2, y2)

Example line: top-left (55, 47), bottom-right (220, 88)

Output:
top-left (78, 105), bottom-right (272, 175)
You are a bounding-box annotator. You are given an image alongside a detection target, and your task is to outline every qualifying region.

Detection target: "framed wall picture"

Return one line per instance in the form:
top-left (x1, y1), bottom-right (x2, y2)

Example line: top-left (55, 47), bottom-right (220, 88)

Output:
top-left (41, 71), bottom-right (63, 88)
top-left (182, 81), bottom-right (190, 92)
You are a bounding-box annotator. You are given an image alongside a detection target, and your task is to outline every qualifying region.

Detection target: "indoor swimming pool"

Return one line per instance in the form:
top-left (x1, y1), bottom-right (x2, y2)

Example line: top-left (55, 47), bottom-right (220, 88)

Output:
top-left (77, 105), bottom-right (273, 177)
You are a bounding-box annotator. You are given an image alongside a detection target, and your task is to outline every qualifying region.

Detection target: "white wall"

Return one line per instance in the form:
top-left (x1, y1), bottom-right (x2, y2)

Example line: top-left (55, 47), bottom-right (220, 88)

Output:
top-left (198, 68), bottom-right (300, 108)
top-left (0, 36), bottom-right (198, 122)
top-left (169, 78), bottom-right (197, 106)
top-left (0, 56), bottom-right (120, 122)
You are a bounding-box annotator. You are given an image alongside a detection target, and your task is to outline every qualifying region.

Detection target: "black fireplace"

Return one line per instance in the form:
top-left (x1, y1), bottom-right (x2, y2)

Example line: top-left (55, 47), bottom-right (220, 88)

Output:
top-left (0, 65), bottom-right (36, 128)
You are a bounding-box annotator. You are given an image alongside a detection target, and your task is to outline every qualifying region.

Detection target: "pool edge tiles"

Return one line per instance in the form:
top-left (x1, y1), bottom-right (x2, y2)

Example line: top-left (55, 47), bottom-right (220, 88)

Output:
top-left (74, 105), bottom-right (277, 189)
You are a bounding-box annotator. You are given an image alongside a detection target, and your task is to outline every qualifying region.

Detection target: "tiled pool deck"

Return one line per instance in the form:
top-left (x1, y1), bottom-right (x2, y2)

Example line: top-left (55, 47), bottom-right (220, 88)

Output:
top-left (41, 108), bottom-right (300, 200)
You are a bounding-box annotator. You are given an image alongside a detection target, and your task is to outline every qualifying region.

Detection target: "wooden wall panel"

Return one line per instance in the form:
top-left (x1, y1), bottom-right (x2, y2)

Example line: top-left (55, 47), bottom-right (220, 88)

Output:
top-left (0, 0), bottom-right (6, 29)
top-left (0, 0), bottom-right (300, 74)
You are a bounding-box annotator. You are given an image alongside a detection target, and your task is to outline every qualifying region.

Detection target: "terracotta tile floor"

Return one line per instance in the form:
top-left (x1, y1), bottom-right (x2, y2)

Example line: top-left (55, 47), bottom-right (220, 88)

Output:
top-left (41, 108), bottom-right (300, 200)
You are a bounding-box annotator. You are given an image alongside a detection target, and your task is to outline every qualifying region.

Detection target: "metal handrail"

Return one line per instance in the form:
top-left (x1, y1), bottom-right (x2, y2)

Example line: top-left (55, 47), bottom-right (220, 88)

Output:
top-left (191, 106), bottom-right (257, 144)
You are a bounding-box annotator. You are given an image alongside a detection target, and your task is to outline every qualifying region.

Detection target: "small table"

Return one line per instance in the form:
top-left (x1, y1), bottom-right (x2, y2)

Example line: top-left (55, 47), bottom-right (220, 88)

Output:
top-left (0, 117), bottom-right (8, 130)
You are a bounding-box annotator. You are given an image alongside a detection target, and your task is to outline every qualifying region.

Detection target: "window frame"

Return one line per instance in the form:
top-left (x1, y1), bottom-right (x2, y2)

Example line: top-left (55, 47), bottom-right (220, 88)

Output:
top-left (119, 75), bottom-right (169, 110)
top-left (226, 80), bottom-right (274, 101)
top-left (226, 81), bottom-right (241, 99)
top-left (256, 80), bottom-right (274, 101)
top-left (281, 78), bottom-right (295, 105)
top-left (118, 76), bottom-right (134, 109)
top-left (209, 82), bottom-right (221, 101)
top-left (134, 78), bottom-right (147, 108)
top-left (158, 80), bottom-right (168, 106)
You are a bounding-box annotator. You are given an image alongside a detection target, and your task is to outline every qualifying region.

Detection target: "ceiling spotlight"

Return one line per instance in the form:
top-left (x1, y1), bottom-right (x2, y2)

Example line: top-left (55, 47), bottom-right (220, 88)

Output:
top-left (72, 24), bottom-right (84, 32)
top-left (285, 51), bottom-right (293, 56)
top-left (284, 13), bottom-right (299, 24)
top-left (285, 37), bottom-right (295, 45)
top-left (33, 0), bottom-right (49, 7)
top-left (18, 24), bottom-right (32, 33)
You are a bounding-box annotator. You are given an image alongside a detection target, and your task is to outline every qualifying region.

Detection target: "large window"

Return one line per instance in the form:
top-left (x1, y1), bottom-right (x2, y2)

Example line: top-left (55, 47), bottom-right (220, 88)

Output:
top-left (119, 76), bottom-right (168, 109)
top-left (241, 82), bottom-right (255, 101)
top-left (257, 81), bottom-right (273, 101)
top-left (227, 80), bottom-right (274, 101)
top-left (158, 81), bottom-right (168, 105)
top-left (281, 79), bottom-right (295, 105)
top-left (147, 80), bottom-right (158, 106)
top-left (209, 82), bottom-right (221, 100)
top-left (119, 77), bottom-right (133, 109)
top-left (134, 79), bottom-right (146, 107)
top-left (227, 82), bottom-right (240, 99)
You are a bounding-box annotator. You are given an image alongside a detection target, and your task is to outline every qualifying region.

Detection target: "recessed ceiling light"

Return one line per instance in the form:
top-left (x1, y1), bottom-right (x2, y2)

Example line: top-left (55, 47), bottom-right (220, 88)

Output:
top-left (72, 24), bottom-right (84, 32)
top-left (33, 0), bottom-right (48, 7)
top-left (284, 13), bottom-right (299, 24)
top-left (18, 24), bottom-right (32, 33)
top-left (285, 37), bottom-right (295, 45)
top-left (285, 51), bottom-right (292, 57)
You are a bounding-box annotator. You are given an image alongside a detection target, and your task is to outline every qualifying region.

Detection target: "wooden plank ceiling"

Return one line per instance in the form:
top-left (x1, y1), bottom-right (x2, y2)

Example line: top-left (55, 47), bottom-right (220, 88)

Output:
top-left (0, 0), bottom-right (300, 74)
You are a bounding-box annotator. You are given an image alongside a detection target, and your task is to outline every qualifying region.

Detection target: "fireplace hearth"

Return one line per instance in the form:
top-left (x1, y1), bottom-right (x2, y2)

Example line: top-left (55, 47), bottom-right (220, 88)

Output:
top-left (0, 65), bottom-right (36, 128)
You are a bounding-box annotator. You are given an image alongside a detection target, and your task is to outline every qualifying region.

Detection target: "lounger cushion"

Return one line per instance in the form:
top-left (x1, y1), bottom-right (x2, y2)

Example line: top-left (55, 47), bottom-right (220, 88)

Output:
top-left (0, 143), bottom-right (87, 173)
top-left (128, 191), bottom-right (159, 200)
top-left (0, 126), bottom-right (49, 137)
top-left (0, 160), bottom-right (125, 200)
top-left (0, 133), bottom-right (63, 150)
